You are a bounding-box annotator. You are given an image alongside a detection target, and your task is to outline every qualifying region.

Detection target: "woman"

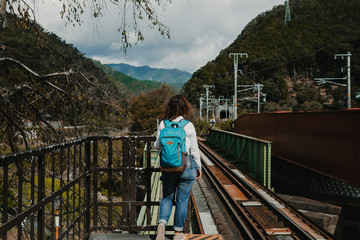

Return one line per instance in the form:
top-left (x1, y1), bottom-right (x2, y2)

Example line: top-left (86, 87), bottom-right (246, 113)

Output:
top-left (154, 95), bottom-right (201, 240)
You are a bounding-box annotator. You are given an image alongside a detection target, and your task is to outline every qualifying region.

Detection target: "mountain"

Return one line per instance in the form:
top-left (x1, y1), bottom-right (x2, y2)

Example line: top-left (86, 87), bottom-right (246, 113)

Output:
top-left (107, 63), bottom-right (192, 89)
top-left (183, 0), bottom-right (360, 112)
top-left (94, 61), bottom-right (162, 95)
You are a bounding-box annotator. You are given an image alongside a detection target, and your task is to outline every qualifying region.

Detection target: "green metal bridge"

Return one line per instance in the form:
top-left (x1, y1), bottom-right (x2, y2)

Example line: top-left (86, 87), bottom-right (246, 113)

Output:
top-left (206, 129), bottom-right (272, 189)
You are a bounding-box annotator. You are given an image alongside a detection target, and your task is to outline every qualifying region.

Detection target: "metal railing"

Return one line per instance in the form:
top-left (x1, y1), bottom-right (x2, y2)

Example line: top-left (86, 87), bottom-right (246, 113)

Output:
top-left (206, 129), bottom-right (272, 189)
top-left (0, 135), bottom-right (159, 239)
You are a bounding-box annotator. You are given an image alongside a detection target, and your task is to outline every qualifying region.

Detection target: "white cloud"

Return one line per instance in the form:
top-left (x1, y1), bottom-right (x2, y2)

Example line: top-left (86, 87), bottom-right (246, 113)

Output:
top-left (109, 42), bottom-right (122, 50)
top-left (33, 0), bottom-right (285, 73)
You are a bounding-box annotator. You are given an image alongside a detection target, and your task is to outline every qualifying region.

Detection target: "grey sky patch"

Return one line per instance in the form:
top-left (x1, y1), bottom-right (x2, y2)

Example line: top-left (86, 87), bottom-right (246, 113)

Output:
top-left (34, 0), bottom-right (285, 73)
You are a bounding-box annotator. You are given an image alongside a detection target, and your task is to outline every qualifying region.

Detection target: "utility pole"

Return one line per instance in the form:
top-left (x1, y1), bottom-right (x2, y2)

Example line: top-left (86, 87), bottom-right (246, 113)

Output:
top-left (217, 96), bottom-right (227, 122)
top-left (199, 98), bottom-right (202, 119)
top-left (257, 84), bottom-right (261, 113)
top-left (199, 94), bottom-right (207, 120)
top-left (229, 53), bottom-right (248, 120)
top-left (315, 52), bottom-right (351, 109)
top-left (284, 0), bottom-right (291, 24)
top-left (225, 99), bottom-right (228, 119)
top-left (238, 83), bottom-right (266, 113)
top-left (204, 85), bottom-right (214, 122)
top-left (335, 52), bottom-right (351, 109)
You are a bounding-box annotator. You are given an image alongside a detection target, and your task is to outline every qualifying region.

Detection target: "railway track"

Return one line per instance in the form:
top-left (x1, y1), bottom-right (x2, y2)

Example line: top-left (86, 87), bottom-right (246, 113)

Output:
top-left (198, 140), bottom-right (336, 240)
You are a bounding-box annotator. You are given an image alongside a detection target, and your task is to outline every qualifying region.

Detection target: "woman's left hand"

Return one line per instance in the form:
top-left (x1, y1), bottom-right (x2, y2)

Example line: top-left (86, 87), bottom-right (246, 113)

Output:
top-left (196, 170), bottom-right (202, 180)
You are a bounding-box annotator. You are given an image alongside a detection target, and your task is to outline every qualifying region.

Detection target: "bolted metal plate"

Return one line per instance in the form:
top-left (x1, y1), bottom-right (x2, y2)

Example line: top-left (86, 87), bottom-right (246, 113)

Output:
top-left (265, 228), bottom-right (291, 235)
top-left (208, 165), bottom-right (232, 185)
top-left (242, 201), bottom-right (261, 206)
top-left (223, 184), bottom-right (248, 201)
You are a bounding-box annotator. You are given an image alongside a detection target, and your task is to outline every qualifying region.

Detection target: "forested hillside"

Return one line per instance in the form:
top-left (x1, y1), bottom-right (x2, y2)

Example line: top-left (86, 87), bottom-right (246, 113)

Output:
top-left (0, 16), bottom-right (127, 152)
top-left (183, 0), bottom-right (360, 112)
top-left (94, 61), bottom-right (162, 95)
top-left (108, 63), bottom-right (191, 90)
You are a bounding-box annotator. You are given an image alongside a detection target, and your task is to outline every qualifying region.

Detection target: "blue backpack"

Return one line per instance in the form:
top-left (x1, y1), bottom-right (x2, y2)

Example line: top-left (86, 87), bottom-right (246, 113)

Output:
top-left (159, 119), bottom-right (189, 172)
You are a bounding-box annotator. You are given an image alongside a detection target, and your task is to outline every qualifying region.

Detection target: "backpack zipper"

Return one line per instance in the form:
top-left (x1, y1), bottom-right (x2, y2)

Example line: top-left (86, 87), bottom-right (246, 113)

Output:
top-left (177, 142), bottom-right (179, 160)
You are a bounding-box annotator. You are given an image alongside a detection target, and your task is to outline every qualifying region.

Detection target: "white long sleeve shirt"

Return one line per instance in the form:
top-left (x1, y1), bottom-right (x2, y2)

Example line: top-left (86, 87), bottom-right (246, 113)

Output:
top-left (154, 116), bottom-right (201, 170)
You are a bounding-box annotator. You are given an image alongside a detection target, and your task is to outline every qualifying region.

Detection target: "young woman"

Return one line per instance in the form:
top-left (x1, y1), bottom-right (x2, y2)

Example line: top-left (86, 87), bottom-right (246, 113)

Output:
top-left (154, 95), bottom-right (201, 240)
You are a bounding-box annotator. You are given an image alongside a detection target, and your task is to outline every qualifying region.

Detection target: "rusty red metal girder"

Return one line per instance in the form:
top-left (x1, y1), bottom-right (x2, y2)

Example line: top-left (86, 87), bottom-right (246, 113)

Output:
top-left (234, 109), bottom-right (360, 188)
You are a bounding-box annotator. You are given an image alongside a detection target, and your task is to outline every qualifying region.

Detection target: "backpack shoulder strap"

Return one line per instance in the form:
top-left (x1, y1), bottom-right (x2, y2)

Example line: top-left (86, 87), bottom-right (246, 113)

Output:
top-left (163, 119), bottom-right (189, 129)
top-left (163, 119), bottom-right (171, 128)
top-left (176, 119), bottom-right (189, 129)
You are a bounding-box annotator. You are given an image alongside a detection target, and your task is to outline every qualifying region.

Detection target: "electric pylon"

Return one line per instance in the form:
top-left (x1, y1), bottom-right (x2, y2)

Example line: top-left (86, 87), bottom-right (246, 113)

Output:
top-left (285, 1), bottom-right (291, 24)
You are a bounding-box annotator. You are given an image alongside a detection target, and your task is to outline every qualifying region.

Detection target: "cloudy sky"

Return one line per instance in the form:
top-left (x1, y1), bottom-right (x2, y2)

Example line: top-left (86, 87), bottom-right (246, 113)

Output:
top-left (33, 0), bottom-right (285, 73)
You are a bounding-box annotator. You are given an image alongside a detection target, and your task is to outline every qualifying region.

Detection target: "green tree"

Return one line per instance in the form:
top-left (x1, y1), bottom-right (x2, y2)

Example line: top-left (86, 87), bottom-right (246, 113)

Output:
top-left (299, 101), bottom-right (324, 112)
top-left (193, 119), bottom-right (211, 137)
top-left (0, 57), bottom-right (126, 153)
top-left (214, 119), bottom-right (233, 132)
top-left (128, 84), bottom-right (174, 132)
top-left (263, 77), bottom-right (289, 102)
top-left (0, 17), bottom-right (127, 153)
top-left (263, 101), bottom-right (282, 113)
top-left (295, 85), bottom-right (323, 106)
top-left (183, 0), bottom-right (360, 110)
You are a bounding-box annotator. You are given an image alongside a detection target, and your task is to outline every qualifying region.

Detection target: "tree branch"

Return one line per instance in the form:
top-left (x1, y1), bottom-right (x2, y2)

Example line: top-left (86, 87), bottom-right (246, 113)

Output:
top-left (0, 107), bottom-right (29, 149)
top-left (0, 57), bottom-right (74, 78)
top-left (76, 70), bottom-right (108, 95)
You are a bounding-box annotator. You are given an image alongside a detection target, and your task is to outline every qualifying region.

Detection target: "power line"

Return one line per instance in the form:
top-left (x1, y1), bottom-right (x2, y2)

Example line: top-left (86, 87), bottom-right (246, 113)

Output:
top-left (242, 31), bottom-right (360, 76)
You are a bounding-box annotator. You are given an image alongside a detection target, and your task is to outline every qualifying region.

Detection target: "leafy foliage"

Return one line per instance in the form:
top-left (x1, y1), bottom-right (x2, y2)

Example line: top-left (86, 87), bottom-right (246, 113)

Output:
top-left (193, 119), bottom-right (211, 138)
top-left (0, 0), bottom-right (172, 51)
top-left (183, 0), bottom-right (360, 112)
top-left (128, 84), bottom-right (174, 133)
top-left (214, 119), bottom-right (233, 132)
top-left (0, 16), bottom-right (127, 153)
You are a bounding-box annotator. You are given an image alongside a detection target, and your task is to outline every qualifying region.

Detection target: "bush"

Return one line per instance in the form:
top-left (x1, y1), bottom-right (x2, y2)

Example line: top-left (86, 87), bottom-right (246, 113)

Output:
top-left (193, 120), bottom-right (211, 137)
top-left (214, 119), bottom-right (233, 131)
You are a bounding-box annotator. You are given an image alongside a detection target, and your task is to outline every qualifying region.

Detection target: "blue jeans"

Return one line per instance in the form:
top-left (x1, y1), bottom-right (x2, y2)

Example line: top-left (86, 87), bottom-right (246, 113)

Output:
top-left (158, 157), bottom-right (197, 231)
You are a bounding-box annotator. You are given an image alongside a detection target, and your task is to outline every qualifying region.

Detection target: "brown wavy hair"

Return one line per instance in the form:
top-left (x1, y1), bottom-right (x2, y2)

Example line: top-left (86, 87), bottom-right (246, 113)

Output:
top-left (164, 95), bottom-right (191, 120)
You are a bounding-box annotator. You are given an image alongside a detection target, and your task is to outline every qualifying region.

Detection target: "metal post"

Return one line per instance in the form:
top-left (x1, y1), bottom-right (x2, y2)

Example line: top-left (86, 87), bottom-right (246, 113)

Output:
top-left (225, 99), bottom-right (228, 119)
top-left (218, 96), bottom-right (224, 122)
top-left (84, 141), bottom-right (91, 234)
top-left (347, 52), bottom-right (351, 109)
top-left (206, 87), bottom-right (209, 122)
top-left (55, 210), bottom-right (59, 240)
top-left (257, 84), bottom-right (260, 114)
top-left (218, 97), bottom-right (220, 122)
top-left (37, 155), bottom-right (45, 240)
top-left (199, 97), bottom-right (202, 120)
top-left (334, 52), bottom-right (352, 109)
top-left (203, 85), bottom-right (214, 122)
top-left (229, 53), bottom-right (248, 120)
top-left (93, 140), bottom-right (99, 227)
top-left (238, 84), bottom-right (265, 113)
top-left (232, 95), bottom-right (235, 119)
top-left (284, 0), bottom-right (291, 24)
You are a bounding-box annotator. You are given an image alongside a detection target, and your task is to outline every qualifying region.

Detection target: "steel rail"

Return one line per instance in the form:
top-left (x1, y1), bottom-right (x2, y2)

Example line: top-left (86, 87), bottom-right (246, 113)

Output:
top-left (199, 141), bottom-right (336, 240)
top-left (201, 161), bottom-right (257, 239)
top-left (200, 149), bottom-right (266, 239)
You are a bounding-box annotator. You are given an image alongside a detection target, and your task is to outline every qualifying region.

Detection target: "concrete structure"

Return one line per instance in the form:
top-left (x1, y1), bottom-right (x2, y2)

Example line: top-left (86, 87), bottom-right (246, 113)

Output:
top-left (278, 194), bottom-right (342, 237)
